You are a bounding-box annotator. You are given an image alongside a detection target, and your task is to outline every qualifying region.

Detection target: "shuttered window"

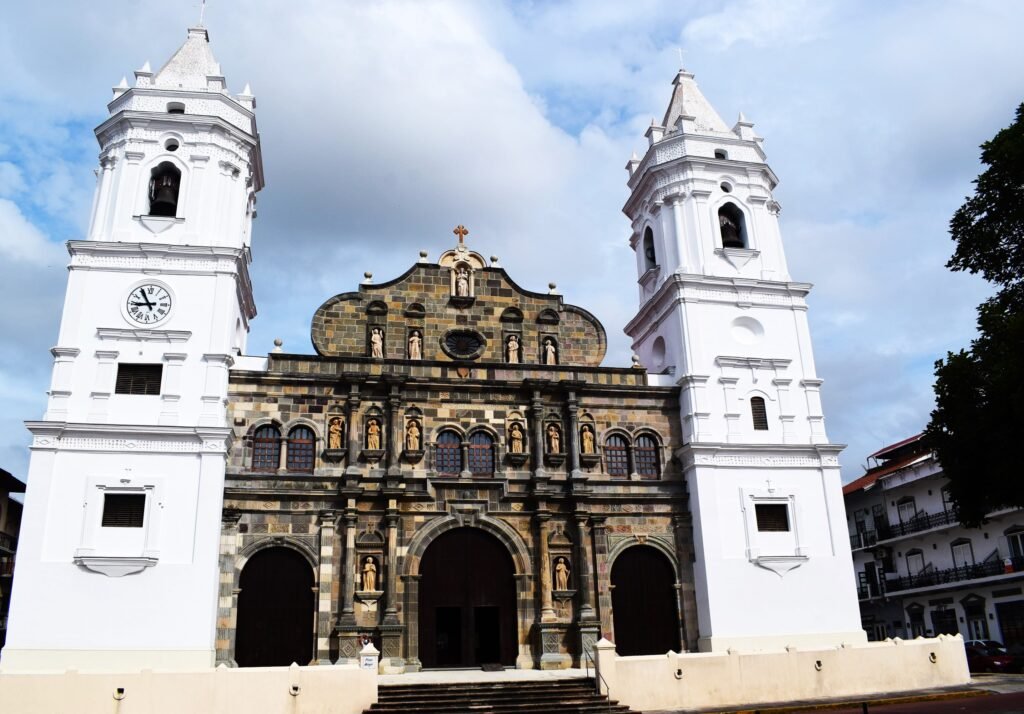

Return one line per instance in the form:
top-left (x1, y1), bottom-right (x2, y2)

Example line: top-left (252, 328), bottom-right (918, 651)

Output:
top-left (635, 434), bottom-right (660, 478)
top-left (605, 435), bottom-right (629, 477)
top-left (252, 426), bottom-right (281, 471)
top-left (436, 431), bottom-right (461, 476)
top-left (750, 397), bottom-right (769, 430)
top-left (286, 426), bottom-right (316, 473)
top-left (755, 503), bottom-right (789, 532)
top-left (115, 364), bottom-right (163, 395)
top-left (468, 432), bottom-right (494, 475)
top-left (101, 493), bottom-right (146, 528)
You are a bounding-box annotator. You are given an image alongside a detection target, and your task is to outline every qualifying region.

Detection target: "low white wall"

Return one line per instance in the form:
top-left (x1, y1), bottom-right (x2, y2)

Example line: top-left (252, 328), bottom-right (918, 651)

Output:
top-left (0, 662), bottom-right (376, 714)
top-left (594, 634), bottom-right (970, 712)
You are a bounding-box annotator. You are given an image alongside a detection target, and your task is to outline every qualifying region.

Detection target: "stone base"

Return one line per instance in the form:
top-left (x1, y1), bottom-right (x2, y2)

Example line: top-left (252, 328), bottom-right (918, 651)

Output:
top-left (537, 622), bottom-right (571, 670)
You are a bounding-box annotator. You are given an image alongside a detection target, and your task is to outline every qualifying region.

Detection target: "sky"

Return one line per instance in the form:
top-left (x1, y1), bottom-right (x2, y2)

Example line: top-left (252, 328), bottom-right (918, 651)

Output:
top-left (0, 0), bottom-right (1021, 484)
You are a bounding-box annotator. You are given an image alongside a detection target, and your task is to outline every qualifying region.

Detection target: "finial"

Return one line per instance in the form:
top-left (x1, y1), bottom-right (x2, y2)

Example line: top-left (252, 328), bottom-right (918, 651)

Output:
top-left (548, 282), bottom-right (558, 294)
top-left (418, 250), bottom-right (429, 263)
top-left (453, 224), bottom-right (469, 245)
top-left (117, 76), bottom-right (128, 88)
top-left (363, 271), bottom-right (373, 283)
top-left (241, 82), bottom-right (252, 96)
top-left (199, 0), bottom-right (207, 26)
top-left (273, 338), bottom-right (283, 353)
top-left (140, 61), bottom-right (151, 73)
top-left (631, 354), bottom-right (642, 368)
top-left (677, 47), bottom-right (685, 69)
top-left (490, 255), bottom-right (500, 267)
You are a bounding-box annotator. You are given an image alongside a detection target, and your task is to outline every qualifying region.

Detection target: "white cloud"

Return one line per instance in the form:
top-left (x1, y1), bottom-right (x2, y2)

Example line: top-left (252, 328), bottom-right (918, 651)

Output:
top-left (0, 199), bottom-right (63, 266)
top-left (683, 0), bottom-right (833, 50)
top-left (0, 162), bottom-right (26, 196)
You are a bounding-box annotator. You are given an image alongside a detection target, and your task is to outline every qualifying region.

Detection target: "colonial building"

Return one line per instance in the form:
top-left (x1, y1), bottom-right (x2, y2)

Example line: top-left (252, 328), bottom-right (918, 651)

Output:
top-left (845, 434), bottom-right (1024, 646)
top-left (3, 25), bottom-right (865, 673)
top-left (0, 469), bottom-right (24, 650)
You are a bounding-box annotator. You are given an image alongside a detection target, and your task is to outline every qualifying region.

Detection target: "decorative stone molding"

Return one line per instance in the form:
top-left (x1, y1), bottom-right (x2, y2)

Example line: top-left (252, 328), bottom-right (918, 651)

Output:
top-left (96, 328), bottom-right (192, 342)
top-left (26, 422), bottom-right (232, 454)
top-left (73, 553), bottom-right (159, 577)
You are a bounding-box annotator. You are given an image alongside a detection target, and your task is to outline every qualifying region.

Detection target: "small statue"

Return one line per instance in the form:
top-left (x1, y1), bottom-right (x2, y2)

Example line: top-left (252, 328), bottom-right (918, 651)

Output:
top-left (506, 334), bottom-right (520, 364)
top-left (366, 419), bottom-right (381, 450)
top-left (361, 556), bottom-right (377, 591)
top-left (543, 338), bottom-right (557, 365)
top-left (370, 328), bottom-right (384, 359)
top-left (509, 423), bottom-right (524, 453)
top-left (328, 417), bottom-right (344, 450)
top-left (408, 330), bottom-right (422, 360)
top-left (547, 424), bottom-right (561, 453)
top-left (406, 420), bottom-right (421, 451)
top-left (581, 425), bottom-right (594, 454)
top-left (455, 267), bottom-right (470, 297)
top-left (720, 212), bottom-right (742, 248)
top-left (554, 557), bottom-right (570, 591)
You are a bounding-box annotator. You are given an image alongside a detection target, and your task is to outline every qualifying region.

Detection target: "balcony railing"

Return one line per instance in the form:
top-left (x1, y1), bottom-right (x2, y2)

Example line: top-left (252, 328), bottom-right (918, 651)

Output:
top-left (0, 532), bottom-right (15, 554)
top-left (885, 556), bottom-right (1024, 593)
top-left (886, 510), bottom-right (957, 539)
top-left (851, 531), bottom-right (879, 550)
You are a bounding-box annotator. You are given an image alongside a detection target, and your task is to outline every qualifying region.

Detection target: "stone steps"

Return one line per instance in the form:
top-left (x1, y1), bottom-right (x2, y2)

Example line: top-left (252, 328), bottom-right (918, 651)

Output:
top-left (364, 678), bottom-right (639, 714)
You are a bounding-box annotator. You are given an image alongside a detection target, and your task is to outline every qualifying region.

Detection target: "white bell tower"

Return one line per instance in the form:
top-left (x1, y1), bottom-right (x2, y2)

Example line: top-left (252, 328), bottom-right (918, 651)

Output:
top-left (2, 26), bottom-right (263, 671)
top-left (623, 69), bottom-right (865, 652)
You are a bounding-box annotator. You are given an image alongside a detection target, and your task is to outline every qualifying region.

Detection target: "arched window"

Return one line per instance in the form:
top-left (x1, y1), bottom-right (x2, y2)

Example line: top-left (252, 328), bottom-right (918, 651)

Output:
top-left (635, 434), bottom-right (660, 478)
top-left (642, 226), bottom-right (657, 270)
top-left (251, 425), bottom-right (281, 472)
top-left (468, 432), bottom-right (495, 476)
top-left (286, 426), bottom-right (316, 473)
top-left (718, 203), bottom-right (747, 249)
top-left (148, 161), bottom-right (182, 217)
top-left (605, 434), bottom-right (629, 477)
top-left (750, 397), bottom-right (769, 430)
top-left (436, 431), bottom-right (462, 476)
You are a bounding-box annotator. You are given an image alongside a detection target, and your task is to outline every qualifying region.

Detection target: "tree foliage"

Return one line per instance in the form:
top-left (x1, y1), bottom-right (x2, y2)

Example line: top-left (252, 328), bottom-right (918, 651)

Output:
top-left (926, 103), bottom-right (1024, 527)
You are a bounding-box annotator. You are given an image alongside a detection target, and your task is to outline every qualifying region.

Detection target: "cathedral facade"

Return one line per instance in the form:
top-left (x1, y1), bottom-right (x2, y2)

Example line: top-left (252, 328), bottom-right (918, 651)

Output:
top-left (2, 25), bottom-right (866, 674)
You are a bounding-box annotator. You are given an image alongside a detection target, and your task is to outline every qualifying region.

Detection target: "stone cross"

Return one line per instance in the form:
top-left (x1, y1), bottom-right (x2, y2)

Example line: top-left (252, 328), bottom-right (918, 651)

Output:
top-left (453, 224), bottom-right (469, 245)
top-left (765, 478), bottom-right (775, 493)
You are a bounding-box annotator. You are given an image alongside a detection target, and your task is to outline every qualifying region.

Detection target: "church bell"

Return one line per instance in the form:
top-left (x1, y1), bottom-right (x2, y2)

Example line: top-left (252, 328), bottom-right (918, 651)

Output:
top-left (149, 172), bottom-right (180, 217)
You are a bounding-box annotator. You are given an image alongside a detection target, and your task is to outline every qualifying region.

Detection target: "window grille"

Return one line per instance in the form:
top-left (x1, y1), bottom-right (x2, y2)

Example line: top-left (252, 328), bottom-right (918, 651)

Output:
top-left (751, 397), bottom-right (769, 430)
top-left (251, 426), bottom-right (281, 471)
top-left (287, 426), bottom-right (316, 473)
top-left (436, 431), bottom-right (461, 476)
top-left (755, 503), bottom-right (789, 532)
top-left (468, 432), bottom-right (494, 475)
top-left (101, 493), bottom-right (145, 528)
top-left (605, 435), bottom-right (629, 477)
top-left (634, 434), bottom-right (660, 478)
top-left (114, 364), bottom-right (162, 395)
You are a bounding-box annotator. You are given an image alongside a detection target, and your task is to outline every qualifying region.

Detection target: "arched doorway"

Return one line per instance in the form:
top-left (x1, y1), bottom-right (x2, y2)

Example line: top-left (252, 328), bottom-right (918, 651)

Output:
top-left (235, 547), bottom-right (315, 667)
top-left (611, 545), bottom-right (681, 655)
top-left (418, 527), bottom-right (517, 668)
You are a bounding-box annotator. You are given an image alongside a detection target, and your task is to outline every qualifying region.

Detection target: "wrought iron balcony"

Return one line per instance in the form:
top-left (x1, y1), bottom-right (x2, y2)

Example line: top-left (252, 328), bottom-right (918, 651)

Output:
top-left (851, 531), bottom-right (879, 550)
top-left (0, 532), bottom-right (15, 554)
top-left (884, 510), bottom-right (958, 539)
top-left (886, 556), bottom-right (1024, 593)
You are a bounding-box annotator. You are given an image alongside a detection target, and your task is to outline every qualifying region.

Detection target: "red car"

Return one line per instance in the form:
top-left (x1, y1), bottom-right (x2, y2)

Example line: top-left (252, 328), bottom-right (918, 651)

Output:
top-left (965, 642), bottom-right (1015, 673)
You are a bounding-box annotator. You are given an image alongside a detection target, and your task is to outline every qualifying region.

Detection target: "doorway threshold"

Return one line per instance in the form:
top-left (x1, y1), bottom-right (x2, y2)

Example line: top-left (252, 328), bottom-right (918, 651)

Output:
top-left (380, 668), bottom-right (590, 685)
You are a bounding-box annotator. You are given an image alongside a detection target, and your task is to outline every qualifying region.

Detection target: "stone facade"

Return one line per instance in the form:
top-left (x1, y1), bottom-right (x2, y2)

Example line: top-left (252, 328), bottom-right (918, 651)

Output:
top-left (217, 243), bottom-right (698, 670)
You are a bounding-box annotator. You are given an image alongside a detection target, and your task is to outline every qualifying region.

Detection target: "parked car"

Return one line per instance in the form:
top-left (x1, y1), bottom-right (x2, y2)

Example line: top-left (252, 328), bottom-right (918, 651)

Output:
top-left (964, 641), bottom-right (1015, 673)
top-left (966, 639), bottom-right (1008, 654)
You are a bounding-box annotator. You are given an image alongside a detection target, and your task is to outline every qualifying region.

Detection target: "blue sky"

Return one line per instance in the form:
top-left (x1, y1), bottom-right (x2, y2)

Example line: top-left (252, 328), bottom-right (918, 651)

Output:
top-left (1, 0), bottom-right (1021, 482)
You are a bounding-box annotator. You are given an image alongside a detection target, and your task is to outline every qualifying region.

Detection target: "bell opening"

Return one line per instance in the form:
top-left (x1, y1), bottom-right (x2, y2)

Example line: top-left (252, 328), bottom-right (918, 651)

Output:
top-left (148, 161), bottom-right (181, 218)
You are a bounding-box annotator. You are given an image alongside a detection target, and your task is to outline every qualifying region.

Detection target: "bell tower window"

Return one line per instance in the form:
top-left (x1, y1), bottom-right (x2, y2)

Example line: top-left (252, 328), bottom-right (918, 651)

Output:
top-left (167, 102), bottom-right (185, 114)
top-left (718, 202), bottom-right (747, 249)
top-left (751, 396), bottom-right (769, 430)
top-left (642, 226), bottom-right (657, 270)
top-left (148, 162), bottom-right (181, 217)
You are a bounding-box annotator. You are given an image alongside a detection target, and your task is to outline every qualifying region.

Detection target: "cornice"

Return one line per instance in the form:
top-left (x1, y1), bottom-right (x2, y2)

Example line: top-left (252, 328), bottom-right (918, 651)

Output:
top-left (26, 421), bottom-right (233, 454)
top-left (676, 442), bottom-right (846, 471)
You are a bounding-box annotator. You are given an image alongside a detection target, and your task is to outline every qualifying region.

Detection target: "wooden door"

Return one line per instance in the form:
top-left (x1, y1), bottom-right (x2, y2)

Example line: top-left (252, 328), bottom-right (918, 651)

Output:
top-left (235, 547), bottom-right (315, 667)
top-left (611, 545), bottom-right (681, 656)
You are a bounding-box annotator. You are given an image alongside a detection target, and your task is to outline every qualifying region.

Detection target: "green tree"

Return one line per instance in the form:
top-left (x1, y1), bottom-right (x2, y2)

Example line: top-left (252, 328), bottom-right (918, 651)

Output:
top-left (926, 103), bottom-right (1024, 527)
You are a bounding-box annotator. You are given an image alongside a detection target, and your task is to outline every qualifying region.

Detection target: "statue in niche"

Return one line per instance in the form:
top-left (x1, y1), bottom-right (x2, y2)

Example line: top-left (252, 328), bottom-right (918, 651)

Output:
top-left (554, 557), bottom-right (570, 591)
top-left (506, 335), bottom-right (520, 364)
top-left (547, 424), bottom-right (561, 453)
top-left (720, 212), bottom-right (742, 248)
top-left (361, 556), bottom-right (377, 592)
top-left (408, 330), bottom-right (422, 360)
top-left (508, 423), bottom-right (524, 453)
top-left (406, 420), bottom-right (421, 451)
top-left (543, 338), bottom-right (557, 365)
top-left (328, 417), bottom-right (344, 450)
top-left (455, 267), bottom-right (470, 297)
top-left (580, 425), bottom-right (595, 454)
top-left (366, 419), bottom-right (381, 450)
top-left (370, 328), bottom-right (384, 359)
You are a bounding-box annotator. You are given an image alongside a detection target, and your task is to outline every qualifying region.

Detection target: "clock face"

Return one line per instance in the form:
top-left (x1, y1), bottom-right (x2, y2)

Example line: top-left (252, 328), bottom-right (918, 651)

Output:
top-left (126, 284), bottom-right (172, 325)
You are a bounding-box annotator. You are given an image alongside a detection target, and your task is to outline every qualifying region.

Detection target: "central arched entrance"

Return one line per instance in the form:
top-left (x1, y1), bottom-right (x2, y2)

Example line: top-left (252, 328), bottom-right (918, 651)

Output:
top-left (611, 545), bottom-right (681, 655)
top-left (235, 547), bottom-right (315, 667)
top-left (418, 527), bottom-right (517, 668)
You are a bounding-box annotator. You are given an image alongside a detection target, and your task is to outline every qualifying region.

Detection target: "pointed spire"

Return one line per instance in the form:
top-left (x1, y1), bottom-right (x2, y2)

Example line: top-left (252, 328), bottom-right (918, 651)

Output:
top-left (140, 61), bottom-right (152, 73)
top-left (117, 76), bottom-right (129, 88)
top-left (152, 26), bottom-right (223, 91)
top-left (660, 68), bottom-right (730, 136)
top-left (241, 83), bottom-right (252, 96)
top-left (134, 60), bottom-right (153, 87)
top-left (732, 111), bottom-right (759, 141)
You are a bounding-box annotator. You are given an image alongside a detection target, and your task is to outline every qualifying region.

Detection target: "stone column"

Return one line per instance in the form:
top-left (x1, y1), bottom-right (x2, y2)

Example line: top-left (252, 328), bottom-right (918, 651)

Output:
top-left (380, 505), bottom-right (403, 670)
top-left (673, 514), bottom-right (699, 652)
top-left (216, 510), bottom-right (242, 666)
top-left (576, 512), bottom-right (600, 664)
top-left (536, 512), bottom-right (556, 623)
top-left (386, 380), bottom-right (403, 477)
top-left (345, 382), bottom-right (362, 475)
top-left (566, 391), bottom-right (582, 478)
top-left (530, 389), bottom-right (545, 476)
top-left (591, 516), bottom-right (613, 640)
top-left (338, 510), bottom-right (358, 626)
top-left (401, 574), bottom-right (422, 671)
top-left (316, 510), bottom-right (336, 664)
